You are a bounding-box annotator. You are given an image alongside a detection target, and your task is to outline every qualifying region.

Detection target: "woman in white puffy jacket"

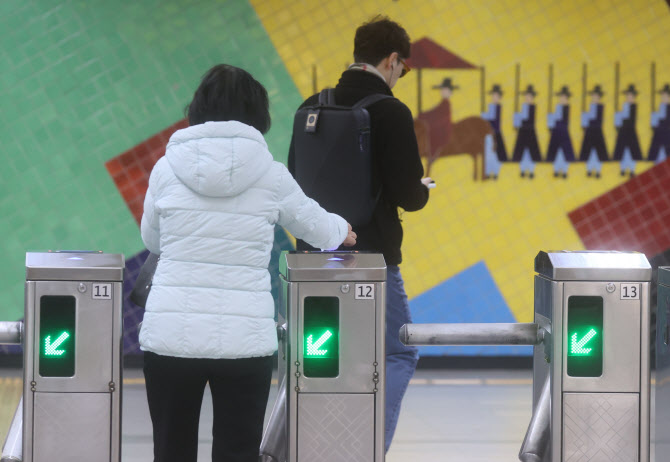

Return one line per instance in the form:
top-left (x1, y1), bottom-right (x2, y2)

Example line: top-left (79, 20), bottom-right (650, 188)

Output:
top-left (140, 64), bottom-right (356, 462)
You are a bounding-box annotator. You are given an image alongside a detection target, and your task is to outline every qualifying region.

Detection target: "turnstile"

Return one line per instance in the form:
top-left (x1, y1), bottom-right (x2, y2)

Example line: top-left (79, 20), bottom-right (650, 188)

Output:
top-left (19, 251), bottom-right (125, 462)
top-left (261, 251), bottom-right (386, 462)
top-left (532, 250), bottom-right (651, 462)
top-left (402, 250), bottom-right (652, 462)
top-left (657, 266), bottom-right (670, 459)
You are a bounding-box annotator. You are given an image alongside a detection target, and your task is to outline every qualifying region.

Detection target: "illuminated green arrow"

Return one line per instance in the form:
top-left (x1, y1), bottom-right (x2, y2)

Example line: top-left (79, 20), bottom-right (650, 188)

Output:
top-left (45, 332), bottom-right (70, 356)
top-left (571, 328), bottom-right (597, 355)
top-left (306, 330), bottom-right (332, 356)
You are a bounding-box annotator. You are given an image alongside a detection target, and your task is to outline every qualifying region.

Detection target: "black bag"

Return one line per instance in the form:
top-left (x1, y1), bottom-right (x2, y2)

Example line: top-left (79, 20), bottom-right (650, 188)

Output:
top-left (129, 252), bottom-right (159, 308)
top-left (292, 89), bottom-right (393, 226)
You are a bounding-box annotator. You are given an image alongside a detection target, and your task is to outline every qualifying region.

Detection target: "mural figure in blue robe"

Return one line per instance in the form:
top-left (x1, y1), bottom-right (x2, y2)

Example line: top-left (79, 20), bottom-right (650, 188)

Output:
top-left (648, 83), bottom-right (670, 164)
top-left (546, 85), bottom-right (575, 178)
top-left (578, 85), bottom-right (608, 178)
top-left (613, 84), bottom-right (643, 176)
top-left (512, 85), bottom-right (542, 178)
top-left (481, 84), bottom-right (507, 179)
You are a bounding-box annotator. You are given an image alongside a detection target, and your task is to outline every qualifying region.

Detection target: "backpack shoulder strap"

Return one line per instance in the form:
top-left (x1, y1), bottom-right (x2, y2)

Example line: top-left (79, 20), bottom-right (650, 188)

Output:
top-left (318, 89), bottom-right (336, 106)
top-left (352, 93), bottom-right (395, 109)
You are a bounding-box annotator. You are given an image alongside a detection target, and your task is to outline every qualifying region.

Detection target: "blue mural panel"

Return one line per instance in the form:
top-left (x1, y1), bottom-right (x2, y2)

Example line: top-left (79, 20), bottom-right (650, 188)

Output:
top-left (410, 261), bottom-right (532, 356)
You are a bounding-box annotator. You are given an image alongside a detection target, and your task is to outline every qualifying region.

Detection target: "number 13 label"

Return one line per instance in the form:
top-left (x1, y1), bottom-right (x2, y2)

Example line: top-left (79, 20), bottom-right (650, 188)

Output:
top-left (620, 284), bottom-right (639, 300)
top-left (355, 284), bottom-right (375, 300)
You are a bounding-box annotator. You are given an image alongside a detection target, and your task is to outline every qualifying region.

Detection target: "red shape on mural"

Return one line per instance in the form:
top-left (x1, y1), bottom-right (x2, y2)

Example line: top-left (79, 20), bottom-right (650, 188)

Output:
top-left (105, 119), bottom-right (188, 225)
top-left (405, 37), bottom-right (478, 70)
top-left (568, 160), bottom-right (670, 257)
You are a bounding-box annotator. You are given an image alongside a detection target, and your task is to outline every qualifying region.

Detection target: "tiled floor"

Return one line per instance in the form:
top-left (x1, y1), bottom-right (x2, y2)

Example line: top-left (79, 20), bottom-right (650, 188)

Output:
top-left (0, 368), bottom-right (660, 461)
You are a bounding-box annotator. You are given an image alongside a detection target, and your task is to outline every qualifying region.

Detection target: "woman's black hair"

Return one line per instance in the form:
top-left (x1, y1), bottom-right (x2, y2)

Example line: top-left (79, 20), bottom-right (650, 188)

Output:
top-left (353, 16), bottom-right (411, 65)
top-left (186, 64), bottom-right (271, 134)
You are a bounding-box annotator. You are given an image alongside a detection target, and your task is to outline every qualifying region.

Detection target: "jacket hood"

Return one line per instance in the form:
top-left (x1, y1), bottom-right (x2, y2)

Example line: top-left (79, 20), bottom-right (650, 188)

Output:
top-left (165, 121), bottom-right (273, 197)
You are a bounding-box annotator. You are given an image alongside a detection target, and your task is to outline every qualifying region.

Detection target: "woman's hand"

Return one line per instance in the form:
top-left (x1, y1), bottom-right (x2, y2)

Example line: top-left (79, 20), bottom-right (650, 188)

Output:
top-left (342, 223), bottom-right (357, 247)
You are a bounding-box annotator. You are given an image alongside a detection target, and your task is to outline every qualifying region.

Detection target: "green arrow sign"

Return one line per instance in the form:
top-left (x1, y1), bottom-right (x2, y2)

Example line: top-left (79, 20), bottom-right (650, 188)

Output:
top-left (306, 330), bottom-right (332, 356)
top-left (44, 331), bottom-right (70, 356)
top-left (570, 328), bottom-right (597, 355)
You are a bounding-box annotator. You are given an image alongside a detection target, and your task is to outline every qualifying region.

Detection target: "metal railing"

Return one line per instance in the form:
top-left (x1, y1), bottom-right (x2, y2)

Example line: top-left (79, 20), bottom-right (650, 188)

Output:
top-left (401, 322), bottom-right (550, 462)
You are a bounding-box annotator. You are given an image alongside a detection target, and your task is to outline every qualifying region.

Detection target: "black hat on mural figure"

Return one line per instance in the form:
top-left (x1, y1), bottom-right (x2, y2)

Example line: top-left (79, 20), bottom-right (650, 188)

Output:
top-left (488, 84), bottom-right (503, 95)
top-left (658, 83), bottom-right (670, 94)
top-left (555, 85), bottom-right (572, 97)
top-left (588, 84), bottom-right (605, 96)
top-left (522, 84), bottom-right (537, 96)
top-left (433, 78), bottom-right (459, 90)
top-left (622, 84), bottom-right (639, 95)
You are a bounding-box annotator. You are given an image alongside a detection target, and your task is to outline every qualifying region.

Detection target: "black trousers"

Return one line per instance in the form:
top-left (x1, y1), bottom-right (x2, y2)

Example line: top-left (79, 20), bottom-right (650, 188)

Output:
top-left (143, 351), bottom-right (273, 462)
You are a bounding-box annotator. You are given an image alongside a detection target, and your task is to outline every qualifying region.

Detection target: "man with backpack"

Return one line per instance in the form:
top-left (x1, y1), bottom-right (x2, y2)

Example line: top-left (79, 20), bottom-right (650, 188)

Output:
top-left (288, 15), bottom-right (432, 452)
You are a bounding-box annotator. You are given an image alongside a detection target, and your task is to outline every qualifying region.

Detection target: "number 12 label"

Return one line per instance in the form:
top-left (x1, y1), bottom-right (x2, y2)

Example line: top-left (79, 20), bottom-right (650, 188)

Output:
top-left (620, 284), bottom-right (639, 300)
top-left (355, 284), bottom-right (375, 300)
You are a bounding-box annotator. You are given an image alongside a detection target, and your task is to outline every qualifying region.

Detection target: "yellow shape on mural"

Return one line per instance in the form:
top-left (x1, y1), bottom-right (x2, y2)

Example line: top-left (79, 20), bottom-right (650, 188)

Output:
top-left (252, 0), bottom-right (670, 321)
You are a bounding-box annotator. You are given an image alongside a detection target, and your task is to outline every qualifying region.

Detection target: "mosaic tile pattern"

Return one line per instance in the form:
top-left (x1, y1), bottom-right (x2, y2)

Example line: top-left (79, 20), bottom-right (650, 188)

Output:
top-left (252, 0), bottom-right (670, 327)
top-left (410, 261), bottom-right (532, 356)
top-left (0, 0), bottom-right (302, 325)
top-left (569, 159), bottom-right (670, 256)
top-left (106, 120), bottom-right (188, 224)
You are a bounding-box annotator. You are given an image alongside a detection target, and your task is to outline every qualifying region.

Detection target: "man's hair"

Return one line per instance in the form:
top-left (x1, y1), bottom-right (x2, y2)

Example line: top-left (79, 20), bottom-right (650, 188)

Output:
top-left (353, 16), bottom-right (411, 66)
top-left (186, 64), bottom-right (271, 133)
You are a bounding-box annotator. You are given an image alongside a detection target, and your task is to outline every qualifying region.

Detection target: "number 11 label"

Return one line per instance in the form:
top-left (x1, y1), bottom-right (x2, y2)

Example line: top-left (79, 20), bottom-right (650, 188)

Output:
top-left (620, 283), bottom-right (639, 300)
top-left (92, 283), bottom-right (112, 300)
top-left (355, 284), bottom-right (375, 300)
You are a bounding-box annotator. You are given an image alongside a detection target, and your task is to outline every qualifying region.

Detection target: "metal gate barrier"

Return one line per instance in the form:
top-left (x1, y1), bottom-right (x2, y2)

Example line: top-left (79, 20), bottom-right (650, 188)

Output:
top-left (402, 250), bottom-right (652, 462)
top-left (260, 251), bottom-right (386, 462)
top-left (1, 251), bottom-right (124, 462)
top-left (657, 266), bottom-right (670, 459)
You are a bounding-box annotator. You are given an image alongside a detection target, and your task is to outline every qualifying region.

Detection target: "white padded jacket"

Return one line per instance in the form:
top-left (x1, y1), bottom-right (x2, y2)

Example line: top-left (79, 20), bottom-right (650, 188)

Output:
top-left (139, 121), bottom-right (347, 359)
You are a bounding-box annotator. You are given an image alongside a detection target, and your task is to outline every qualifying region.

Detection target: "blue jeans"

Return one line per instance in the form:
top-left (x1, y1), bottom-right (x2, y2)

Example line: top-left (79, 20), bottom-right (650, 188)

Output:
top-left (385, 265), bottom-right (419, 452)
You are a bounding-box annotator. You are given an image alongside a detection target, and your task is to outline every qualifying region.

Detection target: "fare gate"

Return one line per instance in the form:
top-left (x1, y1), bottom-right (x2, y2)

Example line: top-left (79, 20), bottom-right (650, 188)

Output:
top-left (657, 266), bottom-right (670, 459)
top-left (260, 251), bottom-right (386, 462)
top-left (402, 250), bottom-right (652, 462)
top-left (1, 251), bottom-right (124, 462)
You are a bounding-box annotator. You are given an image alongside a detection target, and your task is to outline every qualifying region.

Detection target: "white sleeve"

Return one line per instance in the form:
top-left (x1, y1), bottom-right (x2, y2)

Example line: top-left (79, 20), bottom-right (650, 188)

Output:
top-left (140, 164), bottom-right (161, 254)
top-left (276, 164), bottom-right (348, 250)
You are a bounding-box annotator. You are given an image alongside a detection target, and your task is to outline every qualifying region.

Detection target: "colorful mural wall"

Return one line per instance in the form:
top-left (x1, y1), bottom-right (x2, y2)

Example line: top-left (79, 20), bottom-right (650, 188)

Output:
top-left (1, 0), bottom-right (669, 357)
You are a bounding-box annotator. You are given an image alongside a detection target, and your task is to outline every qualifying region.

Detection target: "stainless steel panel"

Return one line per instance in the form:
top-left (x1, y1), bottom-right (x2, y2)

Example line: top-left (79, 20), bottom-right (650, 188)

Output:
top-left (563, 393), bottom-right (639, 462)
top-left (26, 252), bottom-right (124, 282)
top-left (533, 276), bottom-right (561, 462)
top-left (33, 392), bottom-right (111, 462)
top-left (535, 251), bottom-right (651, 282)
top-left (296, 282), bottom-right (379, 394)
top-left (562, 281), bottom-right (641, 393)
top-left (287, 280), bottom-right (299, 462)
top-left (23, 282), bottom-right (36, 462)
top-left (639, 282), bottom-right (650, 462)
top-left (280, 252), bottom-right (386, 282)
top-left (656, 271), bottom-right (670, 459)
top-left (32, 281), bottom-right (115, 392)
top-left (297, 393), bottom-right (374, 462)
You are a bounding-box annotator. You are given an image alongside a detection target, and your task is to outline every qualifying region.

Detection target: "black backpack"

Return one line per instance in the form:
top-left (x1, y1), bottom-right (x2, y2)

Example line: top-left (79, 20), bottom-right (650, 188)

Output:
top-left (292, 89), bottom-right (394, 227)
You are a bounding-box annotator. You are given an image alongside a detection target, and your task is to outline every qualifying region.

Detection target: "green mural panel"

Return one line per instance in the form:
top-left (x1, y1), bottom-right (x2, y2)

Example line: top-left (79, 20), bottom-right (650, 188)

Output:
top-left (0, 0), bottom-right (302, 320)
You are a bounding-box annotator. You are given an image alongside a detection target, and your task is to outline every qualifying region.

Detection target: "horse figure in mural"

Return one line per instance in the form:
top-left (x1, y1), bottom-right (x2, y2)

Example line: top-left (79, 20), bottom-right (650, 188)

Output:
top-left (414, 116), bottom-right (495, 180)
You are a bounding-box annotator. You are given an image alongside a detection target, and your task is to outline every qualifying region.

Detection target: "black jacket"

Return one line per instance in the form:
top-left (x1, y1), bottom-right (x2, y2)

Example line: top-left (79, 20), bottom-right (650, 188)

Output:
top-left (288, 70), bottom-right (429, 265)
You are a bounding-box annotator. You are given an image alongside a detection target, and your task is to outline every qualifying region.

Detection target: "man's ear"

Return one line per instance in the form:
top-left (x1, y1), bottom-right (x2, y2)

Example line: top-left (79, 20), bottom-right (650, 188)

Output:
top-left (382, 52), bottom-right (398, 71)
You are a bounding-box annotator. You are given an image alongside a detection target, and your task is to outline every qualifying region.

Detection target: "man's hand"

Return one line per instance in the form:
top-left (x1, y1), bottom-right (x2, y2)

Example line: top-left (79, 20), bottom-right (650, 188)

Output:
top-left (342, 223), bottom-right (357, 246)
top-left (421, 177), bottom-right (435, 188)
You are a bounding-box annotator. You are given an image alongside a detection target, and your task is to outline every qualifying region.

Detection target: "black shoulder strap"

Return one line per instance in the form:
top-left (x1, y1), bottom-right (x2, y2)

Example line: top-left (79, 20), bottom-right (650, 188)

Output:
top-left (317, 90), bottom-right (393, 108)
top-left (318, 89), bottom-right (336, 105)
top-left (352, 93), bottom-right (394, 109)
